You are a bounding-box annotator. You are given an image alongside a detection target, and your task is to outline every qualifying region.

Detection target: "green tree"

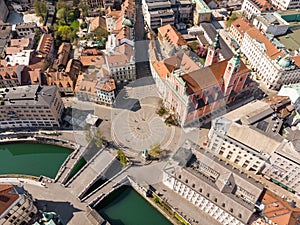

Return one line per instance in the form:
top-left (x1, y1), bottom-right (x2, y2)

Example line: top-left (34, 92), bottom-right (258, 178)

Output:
top-left (56, 8), bottom-right (67, 21)
top-left (57, 26), bottom-right (72, 40)
top-left (70, 20), bottom-right (80, 31)
top-left (79, 0), bottom-right (90, 18)
top-left (117, 149), bottom-right (127, 166)
top-left (33, 1), bottom-right (47, 19)
top-left (94, 129), bottom-right (105, 148)
top-left (68, 12), bottom-right (76, 22)
top-left (80, 21), bottom-right (88, 29)
top-left (149, 144), bottom-right (161, 158)
top-left (56, 0), bottom-right (68, 10)
top-left (226, 12), bottom-right (241, 27)
top-left (83, 124), bottom-right (93, 143)
top-left (154, 196), bottom-right (160, 204)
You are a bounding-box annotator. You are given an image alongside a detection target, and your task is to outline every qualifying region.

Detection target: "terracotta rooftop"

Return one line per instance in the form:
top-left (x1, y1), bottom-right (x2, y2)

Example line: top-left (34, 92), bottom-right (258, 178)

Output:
top-left (46, 71), bottom-right (74, 90)
top-left (262, 191), bottom-right (300, 225)
top-left (158, 24), bottom-right (187, 47)
top-left (21, 67), bottom-right (42, 85)
top-left (29, 52), bottom-right (45, 70)
top-left (250, 0), bottom-right (273, 11)
top-left (0, 65), bottom-right (22, 81)
top-left (0, 184), bottom-right (19, 217)
top-left (75, 73), bottom-right (97, 95)
top-left (291, 56), bottom-right (300, 67)
top-left (10, 38), bottom-right (31, 47)
top-left (80, 55), bottom-right (105, 67)
top-left (57, 42), bottom-right (72, 66)
top-left (116, 26), bottom-right (131, 40)
top-left (231, 17), bottom-right (254, 37)
top-left (36, 34), bottom-right (53, 55)
top-left (246, 27), bottom-right (283, 60)
top-left (152, 52), bottom-right (200, 81)
top-left (81, 48), bottom-right (102, 56)
top-left (96, 78), bottom-right (116, 92)
top-left (106, 9), bottom-right (122, 18)
top-left (5, 46), bottom-right (24, 55)
top-left (182, 58), bottom-right (250, 94)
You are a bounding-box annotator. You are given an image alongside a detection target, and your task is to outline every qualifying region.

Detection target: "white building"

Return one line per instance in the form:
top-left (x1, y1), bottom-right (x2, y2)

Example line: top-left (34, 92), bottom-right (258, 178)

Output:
top-left (270, 0), bottom-right (300, 10)
top-left (95, 78), bottom-right (116, 105)
top-left (5, 50), bottom-right (33, 66)
top-left (207, 100), bottom-right (280, 174)
top-left (105, 43), bottom-right (136, 83)
top-left (241, 27), bottom-right (300, 90)
top-left (142, 0), bottom-right (175, 30)
top-left (208, 99), bottom-right (300, 194)
top-left (241, 0), bottom-right (273, 21)
top-left (163, 140), bottom-right (264, 225)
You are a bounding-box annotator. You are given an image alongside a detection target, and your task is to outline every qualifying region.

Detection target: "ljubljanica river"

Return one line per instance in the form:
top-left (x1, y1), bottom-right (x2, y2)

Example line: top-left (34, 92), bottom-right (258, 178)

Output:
top-left (0, 143), bottom-right (72, 178)
top-left (97, 186), bottom-right (173, 225)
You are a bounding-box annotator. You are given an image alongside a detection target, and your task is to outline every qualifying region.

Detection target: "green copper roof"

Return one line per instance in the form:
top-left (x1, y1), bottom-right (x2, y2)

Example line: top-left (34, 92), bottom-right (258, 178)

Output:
top-left (122, 18), bottom-right (133, 28)
top-left (278, 54), bottom-right (293, 68)
top-left (229, 49), bottom-right (241, 66)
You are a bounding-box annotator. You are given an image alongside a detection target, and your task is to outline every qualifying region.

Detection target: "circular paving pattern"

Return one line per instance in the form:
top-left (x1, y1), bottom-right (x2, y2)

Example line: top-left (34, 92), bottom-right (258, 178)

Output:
top-left (112, 104), bottom-right (174, 152)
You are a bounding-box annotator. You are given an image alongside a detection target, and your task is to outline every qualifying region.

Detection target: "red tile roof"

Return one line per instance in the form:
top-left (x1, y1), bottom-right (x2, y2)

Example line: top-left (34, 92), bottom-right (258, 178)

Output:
top-left (0, 184), bottom-right (19, 217)
top-left (158, 24), bottom-right (187, 47)
top-left (183, 58), bottom-right (250, 94)
top-left (262, 191), bottom-right (300, 225)
top-left (246, 27), bottom-right (283, 60)
top-left (231, 17), bottom-right (254, 37)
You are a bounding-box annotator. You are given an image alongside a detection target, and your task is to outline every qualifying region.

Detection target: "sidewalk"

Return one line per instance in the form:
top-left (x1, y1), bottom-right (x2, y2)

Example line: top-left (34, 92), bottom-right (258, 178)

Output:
top-left (153, 183), bottom-right (222, 225)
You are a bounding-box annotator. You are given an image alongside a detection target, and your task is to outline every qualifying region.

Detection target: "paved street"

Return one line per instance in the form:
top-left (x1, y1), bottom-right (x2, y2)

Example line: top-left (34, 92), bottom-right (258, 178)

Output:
top-left (0, 178), bottom-right (91, 225)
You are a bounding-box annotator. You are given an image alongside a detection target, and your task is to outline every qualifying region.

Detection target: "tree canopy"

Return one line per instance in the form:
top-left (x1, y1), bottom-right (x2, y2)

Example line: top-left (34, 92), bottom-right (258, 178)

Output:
top-left (33, 1), bottom-right (47, 19)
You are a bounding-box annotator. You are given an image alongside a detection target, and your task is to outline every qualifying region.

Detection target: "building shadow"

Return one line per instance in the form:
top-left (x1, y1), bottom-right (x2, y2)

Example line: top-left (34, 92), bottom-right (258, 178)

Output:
top-left (35, 200), bottom-right (82, 224)
top-left (113, 97), bottom-right (141, 112)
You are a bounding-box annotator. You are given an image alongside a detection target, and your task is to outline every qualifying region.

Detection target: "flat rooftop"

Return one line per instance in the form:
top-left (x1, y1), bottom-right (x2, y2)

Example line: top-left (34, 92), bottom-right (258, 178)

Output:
top-left (276, 28), bottom-right (300, 51)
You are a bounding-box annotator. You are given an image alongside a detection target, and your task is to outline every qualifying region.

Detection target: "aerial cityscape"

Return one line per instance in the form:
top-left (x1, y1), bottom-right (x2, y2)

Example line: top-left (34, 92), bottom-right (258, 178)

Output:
top-left (0, 0), bottom-right (300, 224)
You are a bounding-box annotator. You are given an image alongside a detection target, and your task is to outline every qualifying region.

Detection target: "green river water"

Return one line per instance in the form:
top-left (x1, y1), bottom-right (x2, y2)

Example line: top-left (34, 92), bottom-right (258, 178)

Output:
top-left (97, 186), bottom-right (173, 225)
top-left (0, 143), bottom-right (72, 178)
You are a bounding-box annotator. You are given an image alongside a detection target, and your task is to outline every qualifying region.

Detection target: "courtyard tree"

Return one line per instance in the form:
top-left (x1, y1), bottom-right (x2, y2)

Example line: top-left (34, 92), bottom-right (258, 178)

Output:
top-left (83, 124), bottom-right (93, 143)
top-left (94, 129), bottom-right (105, 148)
top-left (57, 26), bottom-right (72, 41)
top-left (226, 12), bottom-right (241, 27)
top-left (117, 149), bottom-right (127, 166)
top-left (149, 144), bottom-right (161, 159)
top-left (33, 1), bottom-right (47, 19)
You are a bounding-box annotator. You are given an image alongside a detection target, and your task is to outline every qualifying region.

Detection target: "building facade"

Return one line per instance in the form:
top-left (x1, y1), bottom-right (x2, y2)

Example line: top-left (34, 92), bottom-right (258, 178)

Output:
top-left (241, 27), bottom-right (300, 90)
top-left (0, 184), bottom-right (38, 225)
top-left (270, 0), bottom-right (300, 10)
top-left (207, 100), bottom-right (282, 174)
top-left (207, 99), bottom-right (300, 194)
top-left (13, 23), bottom-right (37, 37)
top-left (154, 49), bottom-right (253, 127)
top-left (192, 0), bottom-right (212, 25)
top-left (0, 65), bottom-right (24, 88)
top-left (252, 12), bottom-right (289, 37)
top-left (163, 140), bottom-right (264, 225)
top-left (0, 85), bottom-right (64, 129)
top-left (142, 0), bottom-right (175, 30)
top-left (241, 0), bottom-right (273, 21)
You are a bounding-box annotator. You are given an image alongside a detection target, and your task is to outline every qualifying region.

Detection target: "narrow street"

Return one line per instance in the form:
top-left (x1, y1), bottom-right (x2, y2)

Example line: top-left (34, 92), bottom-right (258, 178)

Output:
top-left (134, 0), bottom-right (151, 79)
